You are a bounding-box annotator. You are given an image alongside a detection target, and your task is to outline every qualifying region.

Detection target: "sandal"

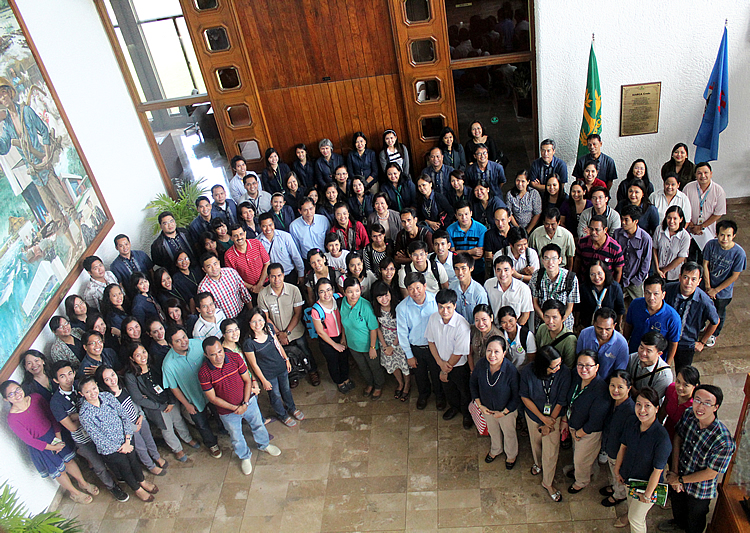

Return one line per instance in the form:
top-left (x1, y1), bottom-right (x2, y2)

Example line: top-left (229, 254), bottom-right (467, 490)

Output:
top-left (530, 464), bottom-right (542, 476)
top-left (371, 389), bottom-right (382, 400)
top-left (362, 386), bottom-right (373, 397)
top-left (69, 492), bottom-right (93, 505)
top-left (81, 482), bottom-right (99, 496)
top-left (599, 485), bottom-right (615, 497)
top-left (613, 516), bottom-right (629, 529)
top-left (282, 416), bottom-right (298, 428)
top-left (485, 452), bottom-right (498, 463)
top-left (136, 491), bottom-right (154, 503)
top-left (394, 387), bottom-right (403, 400)
top-left (601, 495), bottom-right (627, 507)
top-left (143, 483), bottom-right (159, 495)
top-left (400, 390), bottom-right (411, 403)
top-left (543, 484), bottom-right (562, 502)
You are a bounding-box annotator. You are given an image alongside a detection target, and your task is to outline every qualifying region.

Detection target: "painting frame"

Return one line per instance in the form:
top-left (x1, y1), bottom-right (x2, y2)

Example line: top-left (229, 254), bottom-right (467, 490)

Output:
top-left (0, 0), bottom-right (114, 380)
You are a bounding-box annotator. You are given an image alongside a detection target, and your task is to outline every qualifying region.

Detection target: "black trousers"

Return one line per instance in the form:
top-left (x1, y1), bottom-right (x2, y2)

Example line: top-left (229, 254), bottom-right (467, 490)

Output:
top-left (411, 345), bottom-right (445, 403)
top-left (318, 335), bottom-right (350, 385)
top-left (670, 489), bottom-right (711, 533)
top-left (191, 407), bottom-right (218, 448)
top-left (103, 449), bottom-right (144, 491)
top-left (674, 345), bottom-right (696, 372)
top-left (441, 363), bottom-right (471, 417)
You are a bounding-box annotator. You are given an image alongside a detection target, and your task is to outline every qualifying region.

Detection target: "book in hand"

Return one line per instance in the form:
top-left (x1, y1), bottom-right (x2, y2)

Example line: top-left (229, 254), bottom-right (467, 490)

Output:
top-left (628, 479), bottom-right (668, 506)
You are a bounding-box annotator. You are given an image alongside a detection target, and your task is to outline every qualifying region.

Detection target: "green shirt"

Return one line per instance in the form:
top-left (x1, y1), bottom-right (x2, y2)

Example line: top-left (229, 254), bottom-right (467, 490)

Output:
top-left (162, 339), bottom-right (209, 411)
top-left (340, 297), bottom-right (380, 353)
top-left (535, 325), bottom-right (577, 369)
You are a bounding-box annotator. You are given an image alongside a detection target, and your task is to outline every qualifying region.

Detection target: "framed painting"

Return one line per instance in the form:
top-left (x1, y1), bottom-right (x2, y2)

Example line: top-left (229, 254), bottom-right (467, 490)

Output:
top-left (0, 0), bottom-right (113, 379)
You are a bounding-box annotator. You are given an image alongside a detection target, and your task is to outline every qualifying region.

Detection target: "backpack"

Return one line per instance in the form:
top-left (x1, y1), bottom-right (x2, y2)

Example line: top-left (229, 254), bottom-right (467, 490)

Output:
top-left (303, 294), bottom-right (343, 339)
top-left (404, 255), bottom-right (442, 285)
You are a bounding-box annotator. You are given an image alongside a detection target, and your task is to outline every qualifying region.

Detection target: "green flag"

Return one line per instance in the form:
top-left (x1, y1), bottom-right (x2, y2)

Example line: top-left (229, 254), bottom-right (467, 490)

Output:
top-left (577, 42), bottom-right (602, 159)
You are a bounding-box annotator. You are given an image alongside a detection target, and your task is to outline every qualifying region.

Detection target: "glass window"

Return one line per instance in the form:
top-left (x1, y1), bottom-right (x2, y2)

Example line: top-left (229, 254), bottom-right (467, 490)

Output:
top-left (405, 0), bottom-right (431, 23)
top-left (445, 0), bottom-right (530, 59)
top-left (410, 39), bottom-right (436, 64)
top-left (227, 105), bottom-right (252, 127)
top-left (193, 0), bottom-right (218, 10)
top-left (216, 67), bottom-right (241, 90)
top-left (416, 79), bottom-right (441, 103)
top-left (131, 0), bottom-right (181, 20)
top-left (238, 140), bottom-right (261, 161)
top-left (204, 27), bottom-right (230, 52)
top-left (420, 116), bottom-right (445, 138)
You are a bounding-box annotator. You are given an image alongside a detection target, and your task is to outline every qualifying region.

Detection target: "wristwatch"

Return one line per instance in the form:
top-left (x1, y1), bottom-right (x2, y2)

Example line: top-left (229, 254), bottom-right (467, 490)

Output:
top-left (285, 330), bottom-right (291, 335)
top-left (678, 476), bottom-right (684, 484)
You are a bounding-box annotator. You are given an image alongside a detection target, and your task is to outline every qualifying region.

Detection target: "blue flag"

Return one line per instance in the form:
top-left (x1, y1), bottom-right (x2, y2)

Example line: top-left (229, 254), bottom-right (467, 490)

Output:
top-left (694, 27), bottom-right (729, 163)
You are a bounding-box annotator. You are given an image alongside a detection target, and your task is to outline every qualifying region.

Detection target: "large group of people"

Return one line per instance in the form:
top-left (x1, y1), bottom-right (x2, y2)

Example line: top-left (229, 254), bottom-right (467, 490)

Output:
top-left (4, 129), bottom-right (745, 533)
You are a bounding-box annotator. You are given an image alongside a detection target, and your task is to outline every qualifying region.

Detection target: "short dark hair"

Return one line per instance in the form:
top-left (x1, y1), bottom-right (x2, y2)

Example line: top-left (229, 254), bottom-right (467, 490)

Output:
top-left (640, 331), bottom-right (668, 353)
top-left (453, 252), bottom-right (474, 269)
top-left (694, 383), bottom-right (723, 409)
top-left (620, 204), bottom-right (642, 222)
top-left (200, 252), bottom-right (220, 267)
top-left (114, 234), bottom-right (129, 247)
top-left (636, 386), bottom-right (661, 409)
top-left (158, 211), bottom-right (174, 224)
top-left (195, 196), bottom-right (210, 208)
top-left (228, 222), bottom-right (244, 234)
top-left (643, 275), bottom-right (666, 291)
top-left (541, 299), bottom-right (565, 315)
top-left (589, 214), bottom-right (608, 229)
top-left (195, 291), bottom-right (214, 307)
top-left (407, 240), bottom-right (428, 255)
top-left (493, 254), bottom-right (513, 268)
top-left (540, 243), bottom-right (561, 259)
top-left (210, 218), bottom-right (227, 231)
top-left (436, 288), bottom-right (457, 306)
top-left (432, 229), bottom-right (450, 243)
top-left (608, 369), bottom-right (632, 388)
top-left (507, 226), bottom-right (528, 246)
top-left (695, 161), bottom-right (712, 172)
top-left (593, 307), bottom-right (617, 323)
top-left (166, 324), bottom-right (188, 344)
top-left (342, 276), bottom-right (361, 291)
top-left (532, 345), bottom-right (562, 380)
top-left (230, 155), bottom-right (246, 170)
top-left (82, 255), bottom-right (102, 272)
top-left (680, 261), bottom-right (702, 276)
top-left (202, 335), bottom-right (222, 353)
top-left (497, 305), bottom-right (517, 320)
top-left (50, 360), bottom-right (74, 379)
top-left (586, 133), bottom-right (602, 143)
top-left (400, 207), bottom-right (418, 219)
top-left (267, 262), bottom-right (284, 275)
top-left (543, 207), bottom-right (561, 222)
top-left (404, 271), bottom-right (426, 288)
top-left (48, 315), bottom-right (66, 333)
top-left (717, 219), bottom-right (737, 235)
top-left (577, 348), bottom-right (599, 365)
top-left (81, 329), bottom-right (103, 346)
top-left (455, 199), bottom-right (471, 213)
top-left (589, 185), bottom-right (610, 199)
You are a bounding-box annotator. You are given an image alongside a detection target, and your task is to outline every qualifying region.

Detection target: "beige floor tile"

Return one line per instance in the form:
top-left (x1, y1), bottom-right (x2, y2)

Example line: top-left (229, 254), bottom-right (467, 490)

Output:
top-left (135, 518), bottom-right (176, 533)
top-left (438, 488), bottom-right (482, 509)
top-left (406, 509), bottom-right (438, 530)
top-left (407, 490), bottom-right (438, 511)
top-left (96, 518), bottom-right (139, 533)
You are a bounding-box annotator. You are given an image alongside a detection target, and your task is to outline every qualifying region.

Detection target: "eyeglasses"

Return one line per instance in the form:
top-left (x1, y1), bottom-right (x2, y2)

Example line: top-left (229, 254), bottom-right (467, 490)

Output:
top-left (541, 256), bottom-right (559, 262)
top-left (693, 397), bottom-right (715, 408)
top-left (86, 339), bottom-right (103, 347)
top-left (224, 327), bottom-right (240, 335)
top-left (6, 388), bottom-right (23, 398)
top-left (576, 363), bottom-right (597, 370)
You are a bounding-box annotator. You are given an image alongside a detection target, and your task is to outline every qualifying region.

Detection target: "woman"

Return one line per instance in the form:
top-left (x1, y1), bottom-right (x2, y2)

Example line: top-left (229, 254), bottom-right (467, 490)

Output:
top-left (87, 312), bottom-right (121, 354)
top-left (3, 380), bottom-right (96, 504)
top-left (304, 248), bottom-right (337, 305)
top-left (49, 316), bottom-right (84, 367)
top-left (497, 306), bottom-right (536, 369)
top-left (470, 179), bottom-right (502, 230)
top-left (469, 304), bottom-right (503, 371)
top-left (561, 349), bottom-right (610, 494)
top-left (542, 174), bottom-right (568, 212)
top-left (128, 272), bottom-right (164, 328)
top-left (21, 350), bottom-right (54, 401)
top-left (261, 147), bottom-right (291, 194)
top-left (119, 317), bottom-right (145, 365)
top-left (237, 202), bottom-right (259, 239)
top-left (347, 176), bottom-right (374, 222)
top-left (78, 377), bottom-right (158, 502)
top-left (617, 159), bottom-right (654, 205)
top-left (125, 343), bottom-right (196, 463)
top-left (200, 231), bottom-right (225, 265)
top-left (347, 132), bottom-right (378, 192)
top-left (367, 192), bottom-right (401, 242)
top-left (469, 336), bottom-right (519, 468)
top-left (243, 308), bottom-right (304, 427)
top-left (377, 256), bottom-right (402, 306)
top-left (652, 206), bottom-right (690, 281)
top-left (283, 171), bottom-right (305, 213)
top-left (314, 138), bottom-right (344, 186)
top-left (291, 143), bottom-right (315, 191)
top-left (340, 252), bottom-right (377, 299)
top-left (101, 284), bottom-right (130, 337)
top-left (164, 298), bottom-right (198, 338)
top-left (340, 277), bottom-right (385, 399)
top-left (172, 251), bottom-right (202, 314)
top-left (311, 278), bottom-right (354, 393)
top-left (210, 218), bottom-right (233, 253)
top-left (372, 281), bottom-right (410, 401)
top-left (581, 161), bottom-right (607, 198)
top-left (305, 186), bottom-right (322, 215)
top-left (438, 126), bottom-right (467, 171)
top-left (362, 224), bottom-right (394, 277)
top-left (154, 267), bottom-right (188, 311)
top-left (616, 179), bottom-right (661, 235)
top-left (417, 174), bottom-right (454, 231)
top-left (559, 180), bottom-right (591, 235)
top-left (659, 365), bottom-right (699, 442)
top-left (601, 370), bottom-right (635, 508)
top-left (381, 162), bottom-right (416, 212)
top-left (465, 120), bottom-right (499, 164)
top-left (379, 129), bottom-right (410, 177)
top-left (613, 386), bottom-right (671, 531)
top-left (520, 345), bottom-right (571, 502)
top-left (660, 143), bottom-right (695, 190)
top-left (333, 165), bottom-right (350, 201)
top-left (447, 169), bottom-right (472, 206)
top-left (650, 172), bottom-right (692, 225)
top-left (506, 170), bottom-right (542, 233)
top-left (144, 318), bottom-right (171, 369)
top-left (270, 192), bottom-right (295, 231)
top-left (64, 295), bottom-right (88, 333)
top-left (330, 203), bottom-right (370, 252)
top-left (575, 261), bottom-right (626, 332)
top-left (321, 182), bottom-right (341, 226)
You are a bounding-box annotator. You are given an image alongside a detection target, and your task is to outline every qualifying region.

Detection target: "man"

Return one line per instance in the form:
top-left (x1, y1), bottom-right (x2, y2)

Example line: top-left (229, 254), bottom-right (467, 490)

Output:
top-left (289, 197), bottom-right (330, 258)
top-left (577, 186), bottom-right (621, 239)
top-left (151, 211), bottom-right (196, 271)
top-left (576, 307), bottom-right (628, 379)
top-left (240, 173), bottom-right (272, 214)
top-left (665, 261), bottom-right (719, 370)
top-left (49, 361), bottom-right (128, 502)
top-left (192, 292), bottom-right (227, 340)
top-left (623, 275), bottom-right (681, 364)
top-left (534, 299), bottom-right (577, 369)
top-left (398, 240), bottom-right (449, 296)
top-left (431, 229), bottom-right (458, 287)
top-left (210, 184), bottom-right (238, 225)
top-left (576, 215), bottom-right (625, 283)
top-left (111, 233), bottom-right (153, 284)
top-left (528, 208), bottom-right (575, 269)
top-left (161, 325), bottom-right (222, 458)
top-left (258, 263), bottom-right (320, 387)
top-left (498, 226), bottom-right (539, 284)
top-left (199, 336), bottom-right (281, 475)
top-left (228, 155), bottom-right (260, 202)
top-left (449, 253), bottom-right (488, 324)
top-left (446, 200), bottom-right (487, 281)
top-left (530, 244), bottom-right (579, 331)
top-left (684, 162), bottom-right (726, 262)
top-left (703, 219), bottom-right (746, 347)
top-left (484, 206), bottom-right (511, 279)
top-left (421, 146), bottom-right (454, 196)
top-left (78, 330), bottom-right (121, 378)
top-left (612, 204), bottom-right (653, 300)
top-left (628, 332), bottom-right (673, 402)
top-left (572, 134), bottom-right (618, 190)
top-left (425, 289), bottom-right (473, 430)
top-left (529, 139), bottom-right (568, 191)
top-left (197, 252), bottom-right (252, 319)
top-left (258, 212), bottom-right (305, 285)
top-left (660, 385), bottom-right (735, 533)
top-left (396, 272), bottom-right (442, 411)
top-left (484, 255), bottom-right (533, 328)
top-left (394, 208), bottom-right (433, 264)
top-left (224, 224), bottom-right (270, 297)
top-left (269, 192), bottom-right (295, 232)
top-left (465, 143), bottom-right (506, 197)
top-left (82, 255), bottom-right (119, 311)
top-left (189, 196), bottom-right (213, 246)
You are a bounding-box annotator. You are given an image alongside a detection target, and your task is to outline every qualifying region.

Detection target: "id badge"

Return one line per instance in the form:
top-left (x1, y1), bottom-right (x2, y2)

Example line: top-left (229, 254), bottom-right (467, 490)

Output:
top-left (698, 215), bottom-right (704, 225)
top-left (566, 407), bottom-right (572, 419)
top-left (153, 384), bottom-right (164, 394)
top-left (543, 404), bottom-right (552, 416)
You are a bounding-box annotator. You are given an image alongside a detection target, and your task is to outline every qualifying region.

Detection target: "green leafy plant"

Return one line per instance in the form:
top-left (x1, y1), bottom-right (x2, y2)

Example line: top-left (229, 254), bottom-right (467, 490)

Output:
top-left (0, 481), bottom-right (81, 532)
top-left (145, 178), bottom-right (208, 235)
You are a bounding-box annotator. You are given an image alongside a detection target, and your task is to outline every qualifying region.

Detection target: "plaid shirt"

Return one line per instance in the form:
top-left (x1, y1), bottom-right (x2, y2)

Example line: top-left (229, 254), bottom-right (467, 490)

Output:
top-left (676, 407), bottom-right (735, 499)
top-left (529, 267), bottom-right (580, 330)
top-left (198, 267), bottom-right (251, 319)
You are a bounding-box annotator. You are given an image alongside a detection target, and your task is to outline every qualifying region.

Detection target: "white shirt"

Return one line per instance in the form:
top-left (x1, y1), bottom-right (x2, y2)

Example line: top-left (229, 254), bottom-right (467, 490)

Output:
top-left (398, 260), bottom-right (449, 293)
top-left (193, 308), bottom-right (227, 340)
top-left (239, 190), bottom-right (272, 214)
top-left (483, 277), bottom-right (534, 327)
top-left (425, 311), bottom-right (470, 366)
top-left (494, 246), bottom-right (540, 274)
top-left (434, 252), bottom-right (459, 286)
top-left (649, 190), bottom-right (692, 225)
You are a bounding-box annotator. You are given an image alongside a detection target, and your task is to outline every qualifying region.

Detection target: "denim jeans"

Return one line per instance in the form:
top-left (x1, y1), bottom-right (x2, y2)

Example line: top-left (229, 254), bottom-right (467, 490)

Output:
top-left (713, 297), bottom-right (731, 337)
top-left (190, 407), bottom-right (218, 448)
top-left (219, 396), bottom-right (270, 460)
top-left (266, 372), bottom-right (296, 419)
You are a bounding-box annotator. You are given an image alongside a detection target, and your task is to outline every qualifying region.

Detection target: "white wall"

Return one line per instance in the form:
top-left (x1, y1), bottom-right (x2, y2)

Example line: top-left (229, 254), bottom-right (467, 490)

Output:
top-left (1, 0), bottom-right (166, 514)
top-left (535, 0), bottom-right (750, 197)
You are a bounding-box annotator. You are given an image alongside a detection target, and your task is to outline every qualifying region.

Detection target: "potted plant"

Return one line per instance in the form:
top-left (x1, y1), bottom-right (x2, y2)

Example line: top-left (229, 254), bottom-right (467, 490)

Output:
top-left (0, 481), bottom-right (82, 532)
top-left (145, 178), bottom-right (208, 235)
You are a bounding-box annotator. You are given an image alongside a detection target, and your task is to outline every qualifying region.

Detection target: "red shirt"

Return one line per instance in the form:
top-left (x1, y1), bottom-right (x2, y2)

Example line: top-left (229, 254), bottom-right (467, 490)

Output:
top-left (330, 220), bottom-right (370, 251)
top-left (224, 239), bottom-right (270, 286)
top-left (663, 382), bottom-right (693, 441)
top-left (199, 350), bottom-right (248, 415)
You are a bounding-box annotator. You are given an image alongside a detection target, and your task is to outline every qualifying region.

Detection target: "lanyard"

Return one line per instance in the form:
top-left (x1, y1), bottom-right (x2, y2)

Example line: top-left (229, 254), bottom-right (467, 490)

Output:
top-left (677, 294), bottom-right (694, 334)
top-left (698, 185), bottom-right (710, 221)
top-left (273, 212), bottom-right (286, 230)
top-left (593, 287), bottom-right (608, 309)
top-left (569, 383), bottom-right (584, 408)
top-left (542, 374), bottom-right (556, 404)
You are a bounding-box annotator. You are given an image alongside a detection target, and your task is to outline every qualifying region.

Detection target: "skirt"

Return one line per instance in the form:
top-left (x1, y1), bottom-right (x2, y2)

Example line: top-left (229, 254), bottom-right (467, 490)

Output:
top-left (28, 427), bottom-right (76, 479)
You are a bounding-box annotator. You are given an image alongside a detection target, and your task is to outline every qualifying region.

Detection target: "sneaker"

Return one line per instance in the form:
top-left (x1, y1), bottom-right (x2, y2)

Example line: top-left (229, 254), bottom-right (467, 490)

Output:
top-left (598, 450), bottom-right (608, 465)
top-left (292, 409), bottom-right (305, 421)
top-left (240, 458), bottom-right (253, 475)
top-left (705, 335), bottom-right (716, 348)
top-left (262, 444), bottom-right (282, 457)
top-left (108, 485), bottom-right (129, 502)
top-left (657, 520), bottom-right (682, 531)
top-left (209, 445), bottom-right (222, 459)
top-left (282, 416), bottom-right (297, 427)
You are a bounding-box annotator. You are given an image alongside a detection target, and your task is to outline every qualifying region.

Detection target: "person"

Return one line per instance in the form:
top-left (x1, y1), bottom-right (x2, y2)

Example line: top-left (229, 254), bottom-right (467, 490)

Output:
top-left (616, 179), bottom-right (660, 236)
top-left (347, 176), bottom-right (373, 223)
top-left (212, 219), bottom-right (234, 253)
top-left (129, 272), bottom-right (164, 325)
top-left (153, 267), bottom-right (189, 311)
top-left (421, 146), bottom-right (454, 197)
top-left (659, 365), bottom-right (699, 444)
top-left (470, 178), bottom-right (505, 231)
top-left (394, 208), bottom-right (433, 264)
top-left (150, 211), bottom-right (195, 271)
top-left (665, 262), bottom-right (719, 370)
top-left (579, 160), bottom-right (607, 198)
top-left (484, 255), bottom-right (533, 328)
top-left (111, 234), bottom-right (154, 284)
top-left (577, 186), bottom-right (621, 239)
top-left (650, 172), bottom-right (692, 224)
top-left (416, 174), bottom-right (454, 231)
top-left (330, 202), bottom-right (370, 252)
top-left (210, 184), bottom-right (239, 226)
top-left (600, 370), bottom-right (635, 508)
top-left (332, 164), bottom-right (351, 201)
top-left (661, 385), bottom-right (735, 533)
top-left (303, 248), bottom-right (337, 305)
top-left (465, 143), bottom-right (506, 197)
top-left (82, 256), bottom-right (119, 312)
top-left (172, 251), bottom-right (203, 313)
top-left (161, 325), bottom-right (222, 458)
top-left (572, 133), bottom-right (618, 190)
top-left (199, 336), bottom-right (281, 475)
top-left (269, 192), bottom-right (295, 231)
top-left (143, 318), bottom-right (170, 367)
top-left (197, 253), bottom-right (252, 320)
top-left (260, 148), bottom-right (291, 195)
top-left (237, 202), bottom-right (259, 239)
top-left (88, 312), bottom-right (121, 355)
top-left (367, 193), bottom-right (401, 242)
top-left (561, 350), bottom-right (610, 494)
top-left (576, 214), bottom-right (625, 283)
top-left (224, 224), bottom-right (270, 299)
top-left (576, 307), bottom-right (629, 379)
top-left (616, 159), bottom-right (654, 206)
top-left (77, 377), bottom-right (159, 502)
top-left (163, 299), bottom-right (198, 340)
top-left (703, 218), bottom-right (746, 347)
top-left (346, 132), bottom-right (378, 191)
top-left (339, 251), bottom-right (377, 300)
top-left (290, 196), bottom-right (331, 259)
top-left (612, 205), bottom-right (653, 301)
top-left (484, 206), bottom-right (511, 265)
top-left (528, 208), bottom-right (576, 270)
top-left (652, 206), bottom-right (690, 281)
top-left (314, 138), bottom-right (344, 186)
top-left (447, 201), bottom-right (487, 280)
top-left (469, 304), bottom-right (503, 369)
top-left (576, 261), bottom-right (626, 331)
top-left (438, 126), bottom-right (467, 171)
top-left (449, 253), bottom-right (487, 324)
top-left (464, 120), bottom-right (500, 165)
top-left (3, 380), bottom-right (98, 505)
top-left (291, 144), bottom-right (315, 191)
top-left (626, 331), bottom-right (673, 401)
top-left (506, 170), bottom-right (542, 232)
top-left (379, 129), bottom-right (411, 176)
top-left (431, 230), bottom-right (458, 287)
top-left (381, 162), bottom-right (415, 213)
top-left (228, 155), bottom-right (256, 202)
top-left (21, 350), bottom-right (55, 401)
top-left (623, 275), bottom-right (681, 363)
top-left (192, 292), bottom-right (227, 340)
top-left (541, 174), bottom-right (568, 213)
top-left (684, 162), bottom-right (726, 261)
top-left (530, 243), bottom-right (579, 331)
top-left (239, 173), bottom-right (272, 214)
top-left (660, 142), bottom-right (695, 190)
top-left (78, 330), bottom-right (121, 378)
top-left (283, 171), bottom-right (305, 213)
top-left (320, 184), bottom-right (341, 226)
top-left (372, 281), bottom-right (411, 401)
top-left (535, 299), bottom-right (577, 368)
top-left (498, 226), bottom-right (540, 284)
top-left (49, 316), bottom-right (84, 368)
top-left (362, 223), bottom-right (394, 277)
top-left (310, 278), bottom-right (355, 393)
top-left (377, 256), bottom-right (401, 304)
top-left (529, 139), bottom-right (568, 192)
top-left (101, 284), bottom-right (130, 336)
top-left (497, 306), bottom-right (536, 368)
top-left (520, 345), bottom-right (570, 502)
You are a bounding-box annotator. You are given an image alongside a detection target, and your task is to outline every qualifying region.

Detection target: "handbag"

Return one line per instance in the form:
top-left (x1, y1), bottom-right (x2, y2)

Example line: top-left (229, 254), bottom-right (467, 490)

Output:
top-left (468, 401), bottom-right (488, 436)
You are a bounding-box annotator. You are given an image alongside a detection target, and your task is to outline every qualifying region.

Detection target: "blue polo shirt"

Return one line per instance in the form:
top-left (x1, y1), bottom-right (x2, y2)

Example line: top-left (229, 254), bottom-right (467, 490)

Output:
top-left (576, 327), bottom-right (629, 379)
top-left (162, 339), bottom-right (209, 411)
top-left (529, 156), bottom-right (569, 184)
top-left (665, 283), bottom-right (719, 347)
top-left (625, 299), bottom-right (681, 354)
top-left (703, 240), bottom-right (746, 299)
top-left (449, 278), bottom-right (488, 325)
top-left (447, 219), bottom-right (487, 270)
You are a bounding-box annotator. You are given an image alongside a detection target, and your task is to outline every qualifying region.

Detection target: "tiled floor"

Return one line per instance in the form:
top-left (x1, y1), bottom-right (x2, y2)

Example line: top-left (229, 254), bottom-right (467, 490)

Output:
top-left (54, 203), bottom-right (750, 532)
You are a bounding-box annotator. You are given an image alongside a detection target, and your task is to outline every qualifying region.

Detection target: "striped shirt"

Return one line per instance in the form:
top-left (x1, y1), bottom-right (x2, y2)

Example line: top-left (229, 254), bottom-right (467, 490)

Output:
top-left (578, 234), bottom-right (625, 272)
top-left (224, 240), bottom-right (270, 286)
top-left (199, 350), bottom-right (248, 416)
